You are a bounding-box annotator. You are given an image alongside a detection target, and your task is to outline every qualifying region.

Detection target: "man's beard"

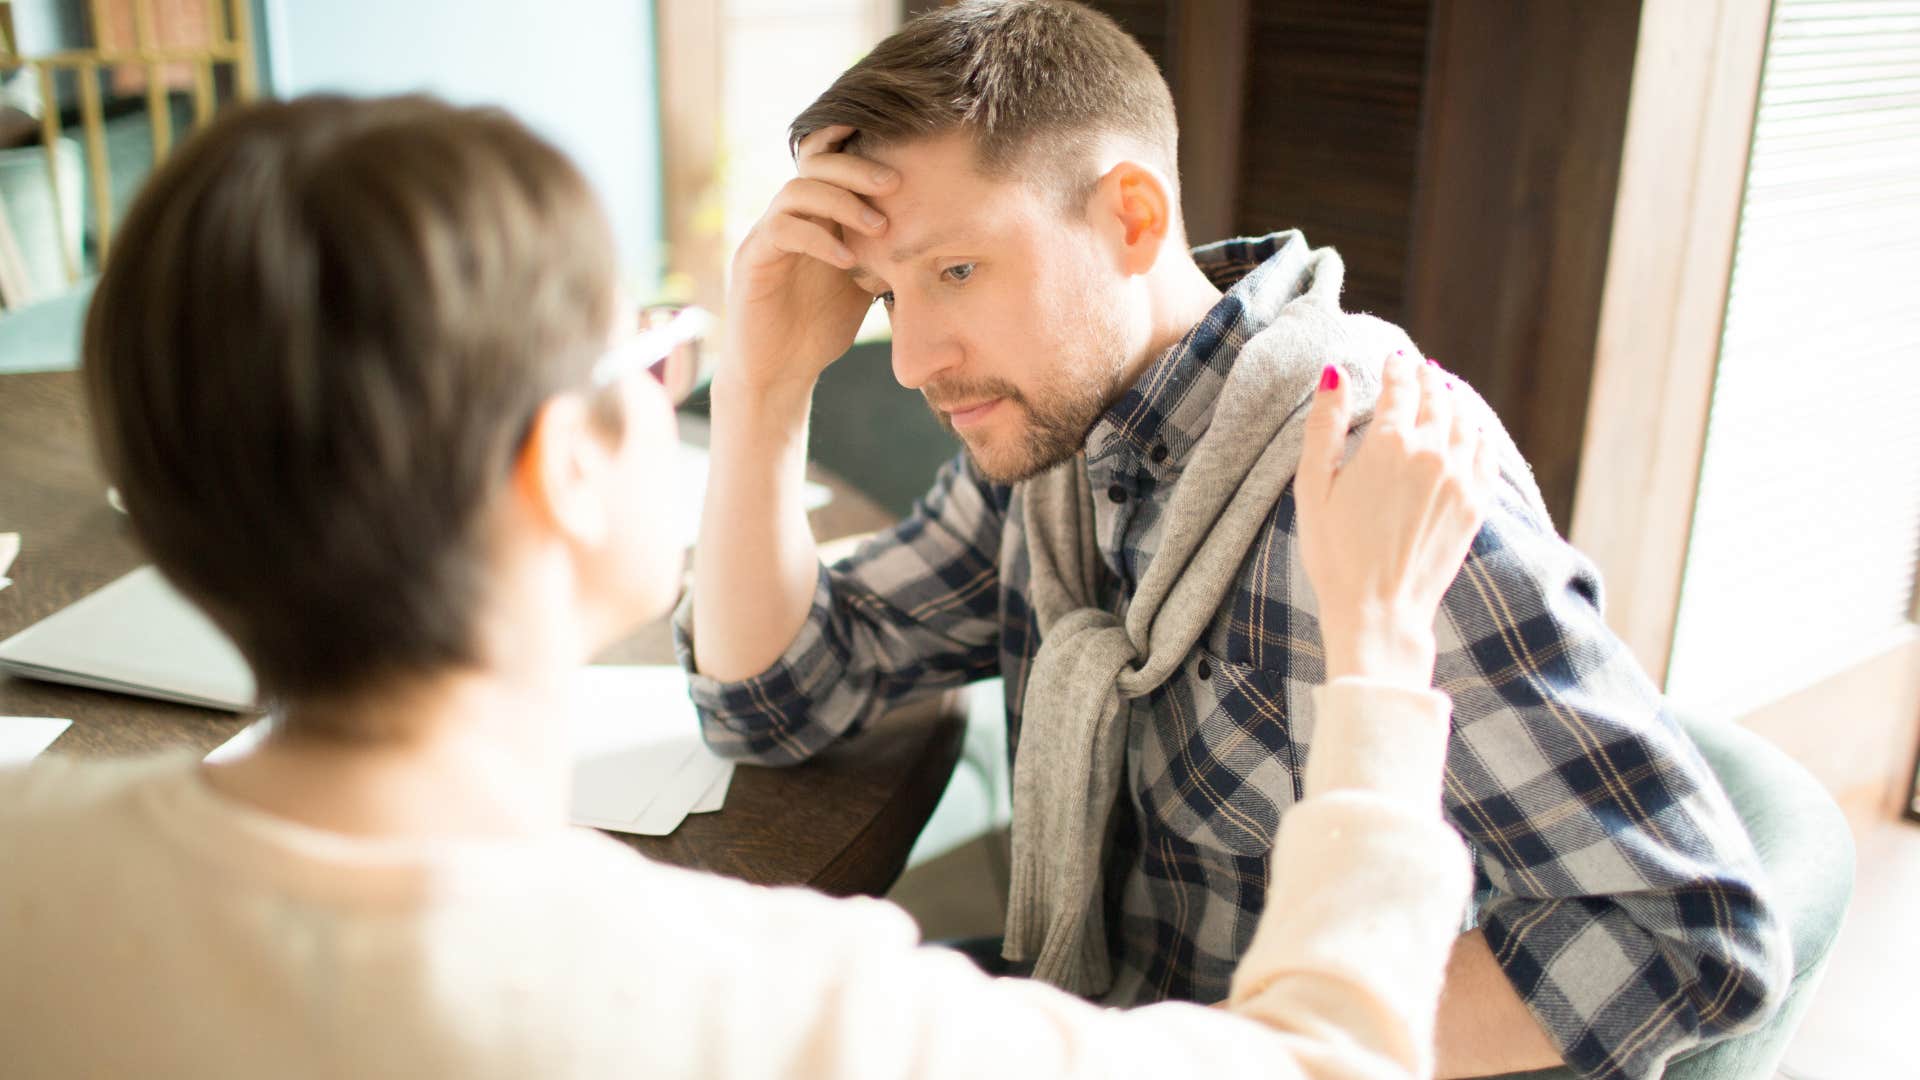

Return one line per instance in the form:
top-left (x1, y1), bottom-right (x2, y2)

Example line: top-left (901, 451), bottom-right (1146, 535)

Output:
top-left (925, 323), bottom-right (1132, 485)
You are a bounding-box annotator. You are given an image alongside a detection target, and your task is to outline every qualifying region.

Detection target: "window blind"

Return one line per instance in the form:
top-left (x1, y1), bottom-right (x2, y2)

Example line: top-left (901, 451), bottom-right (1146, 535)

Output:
top-left (1667, 0), bottom-right (1920, 713)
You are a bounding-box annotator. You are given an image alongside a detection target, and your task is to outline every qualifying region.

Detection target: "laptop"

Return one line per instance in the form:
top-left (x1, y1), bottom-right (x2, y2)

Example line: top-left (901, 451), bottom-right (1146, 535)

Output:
top-left (0, 566), bottom-right (257, 711)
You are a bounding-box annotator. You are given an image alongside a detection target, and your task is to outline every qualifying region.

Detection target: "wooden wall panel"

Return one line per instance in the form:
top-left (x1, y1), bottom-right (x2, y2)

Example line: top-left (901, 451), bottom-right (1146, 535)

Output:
top-left (1234, 0), bottom-right (1430, 320)
top-left (1087, 0), bottom-right (1168, 65)
top-left (1083, 1), bottom-right (1428, 319)
top-left (1168, 2), bottom-right (1251, 245)
top-left (1405, 0), bottom-right (1644, 531)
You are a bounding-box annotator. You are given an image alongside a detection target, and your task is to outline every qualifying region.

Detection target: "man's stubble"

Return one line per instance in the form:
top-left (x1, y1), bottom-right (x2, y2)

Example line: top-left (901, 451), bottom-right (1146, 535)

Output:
top-left (929, 263), bottom-right (1135, 486)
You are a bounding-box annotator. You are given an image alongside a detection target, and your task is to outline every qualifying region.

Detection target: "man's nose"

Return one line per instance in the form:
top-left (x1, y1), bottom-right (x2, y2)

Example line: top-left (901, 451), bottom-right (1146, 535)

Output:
top-left (887, 305), bottom-right (961, 391)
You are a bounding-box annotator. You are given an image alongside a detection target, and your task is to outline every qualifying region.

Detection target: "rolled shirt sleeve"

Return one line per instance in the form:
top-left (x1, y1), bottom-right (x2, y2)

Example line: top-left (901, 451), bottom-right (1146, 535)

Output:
top-left (672, 452), bottom-right (1009, 765)
top-left (1434, 484), bottom-right (1791, 1080)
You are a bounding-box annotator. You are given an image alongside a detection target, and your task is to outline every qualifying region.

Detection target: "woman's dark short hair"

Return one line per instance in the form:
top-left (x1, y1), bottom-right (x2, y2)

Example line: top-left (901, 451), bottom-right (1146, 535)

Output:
top-left (83, 94), bottom-right (618, 732)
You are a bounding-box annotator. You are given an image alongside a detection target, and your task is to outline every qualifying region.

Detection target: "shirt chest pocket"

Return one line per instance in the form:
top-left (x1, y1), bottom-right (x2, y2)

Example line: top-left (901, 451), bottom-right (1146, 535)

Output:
top-left (1131, 647), bottom-right (1304, 857)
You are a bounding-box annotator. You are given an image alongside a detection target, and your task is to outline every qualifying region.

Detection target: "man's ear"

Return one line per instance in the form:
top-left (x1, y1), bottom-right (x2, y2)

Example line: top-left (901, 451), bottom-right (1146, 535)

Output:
top-left (512, 395), bottom-right (613, 548)
top-left (1091, 159), bottom-right (1175, 275)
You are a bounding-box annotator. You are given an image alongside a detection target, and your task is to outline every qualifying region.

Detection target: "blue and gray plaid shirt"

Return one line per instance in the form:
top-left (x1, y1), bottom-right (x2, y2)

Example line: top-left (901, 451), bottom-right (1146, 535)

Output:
top-left (675, 233), bottom-right (1786, 1080)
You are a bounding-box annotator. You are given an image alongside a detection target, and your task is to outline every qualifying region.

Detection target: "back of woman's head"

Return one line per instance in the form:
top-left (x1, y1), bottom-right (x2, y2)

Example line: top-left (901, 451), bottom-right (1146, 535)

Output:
top-left (84, 94), bottom-right (618, 724)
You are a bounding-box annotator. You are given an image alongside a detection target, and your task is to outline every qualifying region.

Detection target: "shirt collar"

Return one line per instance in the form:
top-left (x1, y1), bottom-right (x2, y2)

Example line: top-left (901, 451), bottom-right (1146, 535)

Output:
top-left (1086, 232), bottom-right (1313, 472)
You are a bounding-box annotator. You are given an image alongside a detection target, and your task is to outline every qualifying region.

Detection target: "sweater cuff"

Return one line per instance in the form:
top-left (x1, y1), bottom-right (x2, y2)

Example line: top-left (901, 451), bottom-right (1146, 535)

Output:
top-left (1305, 679), bottom-right (1452, 812)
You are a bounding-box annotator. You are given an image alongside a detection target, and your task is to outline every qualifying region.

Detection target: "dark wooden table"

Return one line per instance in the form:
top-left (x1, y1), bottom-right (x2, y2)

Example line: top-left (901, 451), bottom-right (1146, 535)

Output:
top-left (0, 369), bottom-right (964, 897)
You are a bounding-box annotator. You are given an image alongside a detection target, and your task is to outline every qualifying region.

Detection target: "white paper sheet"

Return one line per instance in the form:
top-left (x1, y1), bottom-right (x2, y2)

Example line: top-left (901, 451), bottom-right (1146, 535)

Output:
top-left (0, 716), bottom-right (71, 766)
top-left (565, 665), bottom-right (711, 832)
top-left (202, 718), bottom-right (268, 764)
top-left (203, 665), bottom-right (731, 836)
top-left (631, 749), bottom-right (731, 834)
top-left (691, 763), bottom-right (733, 814)
top-left (0, 532), bottom-right (18, 592)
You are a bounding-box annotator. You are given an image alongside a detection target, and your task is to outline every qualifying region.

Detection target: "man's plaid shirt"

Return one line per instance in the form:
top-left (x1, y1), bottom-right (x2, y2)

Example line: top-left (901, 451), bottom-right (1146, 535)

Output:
top-left (675, 233), bottom-right (1787, 1080)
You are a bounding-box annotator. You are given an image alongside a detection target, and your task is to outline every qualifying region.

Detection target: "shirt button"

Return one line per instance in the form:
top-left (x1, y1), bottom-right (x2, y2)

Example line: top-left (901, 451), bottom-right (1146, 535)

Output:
top-left (1107, 483), bottom-right (1128, 504)
top-left (1150, 444), bottom-right (1169, 464)
top-left (1197, 657), bottom-right (1212, 680)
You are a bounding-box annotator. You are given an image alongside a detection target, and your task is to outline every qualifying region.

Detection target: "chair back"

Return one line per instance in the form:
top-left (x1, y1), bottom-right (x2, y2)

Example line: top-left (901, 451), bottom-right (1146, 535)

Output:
top-left (0, 0), bottom-right (259, 306)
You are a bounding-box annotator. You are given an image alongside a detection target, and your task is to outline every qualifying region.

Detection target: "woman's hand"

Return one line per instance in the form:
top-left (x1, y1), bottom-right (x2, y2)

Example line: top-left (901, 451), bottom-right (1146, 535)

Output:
top-left (1296, 351), bottom-right (1498, 690)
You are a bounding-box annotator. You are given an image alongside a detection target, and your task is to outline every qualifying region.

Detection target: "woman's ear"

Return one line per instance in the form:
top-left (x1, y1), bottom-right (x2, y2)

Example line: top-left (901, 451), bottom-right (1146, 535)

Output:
top-left (511, 394), bottom-right (614, 548)
top-left (1091, 159), bottom-right (1175, 275)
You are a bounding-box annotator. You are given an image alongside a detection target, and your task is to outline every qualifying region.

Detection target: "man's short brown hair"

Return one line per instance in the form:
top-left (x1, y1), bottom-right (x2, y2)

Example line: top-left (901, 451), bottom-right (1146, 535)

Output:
top-left (83, 94), bottom-right (618, 724)
top-left (789, 0), bottom-right (1178, 211)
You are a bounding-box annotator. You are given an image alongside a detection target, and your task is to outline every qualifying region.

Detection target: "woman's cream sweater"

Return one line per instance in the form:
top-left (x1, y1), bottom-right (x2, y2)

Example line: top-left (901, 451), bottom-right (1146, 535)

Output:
top-left (0, 678), bottom-right (1468, 1079)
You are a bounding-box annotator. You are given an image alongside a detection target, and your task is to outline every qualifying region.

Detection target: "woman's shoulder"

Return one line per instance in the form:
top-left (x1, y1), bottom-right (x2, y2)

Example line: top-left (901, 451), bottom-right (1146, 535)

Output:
top-left (0, 751), bottom-right (196, 822)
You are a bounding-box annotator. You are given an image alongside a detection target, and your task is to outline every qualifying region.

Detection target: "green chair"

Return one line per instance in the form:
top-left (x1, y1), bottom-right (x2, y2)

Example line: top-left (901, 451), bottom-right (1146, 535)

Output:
top-left (1494, 713), bottom-right (1855, 1080)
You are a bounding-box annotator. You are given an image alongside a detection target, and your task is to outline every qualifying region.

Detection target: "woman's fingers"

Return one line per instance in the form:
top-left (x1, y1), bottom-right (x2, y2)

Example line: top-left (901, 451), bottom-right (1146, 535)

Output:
top-left (1372, 350), bottom-right (1421, 434)
top-left (1299, 363), bottom-right (1352, 510)
top-left (1414, 357), bottom-right (1452, 436)
top-left (1447, 388), bottom-right (1475, 454)
top-left (1472, 425), bottom-right (1500, 505)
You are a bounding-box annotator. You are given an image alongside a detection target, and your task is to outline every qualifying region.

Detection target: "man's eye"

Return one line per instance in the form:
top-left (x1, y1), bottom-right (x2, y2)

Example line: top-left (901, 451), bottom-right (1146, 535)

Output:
top-left (941, 263), bottom-right (976, 284)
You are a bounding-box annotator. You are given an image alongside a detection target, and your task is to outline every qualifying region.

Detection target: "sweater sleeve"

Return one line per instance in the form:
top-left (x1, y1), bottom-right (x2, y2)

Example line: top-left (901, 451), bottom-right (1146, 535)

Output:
top-left (1224, 679), bottom-right (1472, 1079)
top-left (715, 679), bottom-right (1471, 1080)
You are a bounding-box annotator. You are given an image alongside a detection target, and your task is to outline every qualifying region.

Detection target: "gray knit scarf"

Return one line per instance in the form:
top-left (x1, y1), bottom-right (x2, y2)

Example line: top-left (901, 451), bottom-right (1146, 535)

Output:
top-left (1003, 234), bottom-right (1544, 996)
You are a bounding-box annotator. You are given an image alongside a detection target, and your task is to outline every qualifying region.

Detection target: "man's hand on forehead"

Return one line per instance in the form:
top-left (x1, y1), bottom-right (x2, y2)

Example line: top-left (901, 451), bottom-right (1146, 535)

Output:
top-left (796, 123), bottom-right (858, 157)
top-left (772, 122), bottom-right (898, 272)
top-left (721, 123), bottom-right (902, 392)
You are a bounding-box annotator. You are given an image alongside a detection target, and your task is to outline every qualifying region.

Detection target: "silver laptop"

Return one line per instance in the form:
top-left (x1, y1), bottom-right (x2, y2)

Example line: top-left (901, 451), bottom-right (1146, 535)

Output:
top-left (0, 566), bottom-right (257, 711)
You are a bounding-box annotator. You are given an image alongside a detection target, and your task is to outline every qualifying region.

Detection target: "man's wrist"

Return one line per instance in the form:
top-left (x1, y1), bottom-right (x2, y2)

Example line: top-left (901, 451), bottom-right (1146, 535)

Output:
top-left (709, 368), bottom-right (818, 436)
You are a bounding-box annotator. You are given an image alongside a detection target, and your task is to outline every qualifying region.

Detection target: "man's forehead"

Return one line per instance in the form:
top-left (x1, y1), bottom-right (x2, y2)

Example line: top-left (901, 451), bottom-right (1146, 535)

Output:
top-left (864, 132), bottom-right (1024, 212)
top-left (860, 128), bottom-right (982, 176)
top-left (868, 176), bottom-right (1035, 252)
top-left (887, 223), bottom-right (987, 262)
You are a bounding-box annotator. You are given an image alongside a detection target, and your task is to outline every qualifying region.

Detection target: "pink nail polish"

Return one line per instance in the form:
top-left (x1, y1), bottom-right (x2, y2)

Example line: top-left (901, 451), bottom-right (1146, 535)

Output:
top-left (1319, 364), bottom-right (1340, 392)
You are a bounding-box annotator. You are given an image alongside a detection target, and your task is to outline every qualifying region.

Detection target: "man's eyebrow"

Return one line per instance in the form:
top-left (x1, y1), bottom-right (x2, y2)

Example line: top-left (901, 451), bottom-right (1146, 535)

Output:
top-left (845, 232), bottom-right (979, 286)
top-left (889, 231), bottom-right (969, 264)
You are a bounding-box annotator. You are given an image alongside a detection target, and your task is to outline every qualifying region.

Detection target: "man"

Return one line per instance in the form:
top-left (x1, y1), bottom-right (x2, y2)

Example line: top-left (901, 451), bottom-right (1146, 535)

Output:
top-left (678, 3), bottom-right (1788, 1078)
